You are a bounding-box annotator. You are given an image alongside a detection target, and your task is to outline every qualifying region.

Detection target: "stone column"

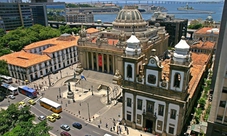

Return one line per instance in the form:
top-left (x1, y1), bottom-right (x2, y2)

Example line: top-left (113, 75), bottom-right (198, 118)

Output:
top-left (96, 53), bottom-right (99, 71)
top-left (102, 54), bottom-right (104, 72)
top-left (86, 52), bottom-right (89, 69)
top-left (112, 55), bottom-right (115, 74)
top-left (91, 52), bottom-right (94, 70)
top-left (107, 54), bottom-right (110, 73)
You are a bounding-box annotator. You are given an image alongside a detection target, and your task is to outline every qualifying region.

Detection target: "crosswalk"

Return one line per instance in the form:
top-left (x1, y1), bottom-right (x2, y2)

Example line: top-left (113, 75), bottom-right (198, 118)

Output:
top-left (21, 96), bottom-right (43, 104)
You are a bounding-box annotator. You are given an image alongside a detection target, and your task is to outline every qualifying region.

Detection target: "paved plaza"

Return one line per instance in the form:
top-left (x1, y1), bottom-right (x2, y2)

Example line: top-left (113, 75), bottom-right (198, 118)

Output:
top-left (11, 63), bottom-right (154, 136)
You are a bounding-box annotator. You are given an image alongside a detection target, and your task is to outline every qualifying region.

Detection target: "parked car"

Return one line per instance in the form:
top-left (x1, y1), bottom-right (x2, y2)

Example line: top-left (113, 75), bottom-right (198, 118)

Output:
top-left (8, 95), bottom-right (15, 99)
top-left (19, 101), bottom-right (26, 107)
top-left (47, 115), bottom-right (56, 122)
top-left (28, 99), bottom-right (36, 105)
top-left (60, 131), bottom-right (71, 136)
top-left (52, 113), bottom-right (61, 119)
top-left (60, 124), bottom-right (70, 131)
top-left (72, 122), bottom-right (82, 129)
top-left (38, 115), bottom-right (46, 121)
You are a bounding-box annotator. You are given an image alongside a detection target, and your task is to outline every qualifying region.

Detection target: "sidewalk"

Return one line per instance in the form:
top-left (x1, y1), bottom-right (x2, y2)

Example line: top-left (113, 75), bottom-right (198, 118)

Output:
top-left (12, 63), bottom-right (154, 136)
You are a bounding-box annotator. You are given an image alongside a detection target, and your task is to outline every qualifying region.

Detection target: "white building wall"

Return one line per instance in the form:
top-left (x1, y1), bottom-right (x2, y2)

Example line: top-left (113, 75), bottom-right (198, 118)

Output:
top-left (125, 92), bottom-right (134, 122)
top-left (166, 103), bottom-right (180, 135)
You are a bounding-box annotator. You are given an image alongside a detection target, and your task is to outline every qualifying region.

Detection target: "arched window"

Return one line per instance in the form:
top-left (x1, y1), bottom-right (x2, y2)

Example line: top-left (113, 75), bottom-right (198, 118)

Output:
top-left (127, 65), bottom-right (132, 78)
top-left (174, 73), bottom-right (181, 88)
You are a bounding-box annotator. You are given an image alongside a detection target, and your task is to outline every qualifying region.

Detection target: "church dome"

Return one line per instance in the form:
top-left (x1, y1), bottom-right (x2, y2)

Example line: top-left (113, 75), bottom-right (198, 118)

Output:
top-left (112, 6), bottom-right (147, 32)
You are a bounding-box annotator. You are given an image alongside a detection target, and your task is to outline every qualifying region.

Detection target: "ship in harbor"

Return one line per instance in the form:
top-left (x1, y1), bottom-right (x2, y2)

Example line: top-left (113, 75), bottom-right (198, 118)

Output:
top-left (176, 3), bottom-right (215, 14)
top-left (177, 3), bottom-right (194, 10)
top-left (137, 4), bottom-right (167, 13)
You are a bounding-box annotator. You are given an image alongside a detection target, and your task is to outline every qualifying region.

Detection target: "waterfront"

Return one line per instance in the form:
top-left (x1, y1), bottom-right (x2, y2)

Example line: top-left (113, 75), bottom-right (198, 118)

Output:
top-left (94, 3), bottom-right (224, 22)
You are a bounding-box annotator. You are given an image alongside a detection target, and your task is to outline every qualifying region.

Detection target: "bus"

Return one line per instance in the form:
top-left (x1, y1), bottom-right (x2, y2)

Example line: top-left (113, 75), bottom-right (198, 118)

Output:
top-left (0, 75), bottom-right (13, 84)
top-left (0, 83), bottom-right (18, 96)
top-left (18, 86), bottom-right (37, 98)
top-left (39, 98), bottom-right (62, 113)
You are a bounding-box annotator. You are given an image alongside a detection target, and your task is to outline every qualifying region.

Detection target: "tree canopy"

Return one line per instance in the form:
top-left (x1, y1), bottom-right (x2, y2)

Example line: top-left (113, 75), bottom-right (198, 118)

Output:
top-left (0, 104), bottom-right (52, 136)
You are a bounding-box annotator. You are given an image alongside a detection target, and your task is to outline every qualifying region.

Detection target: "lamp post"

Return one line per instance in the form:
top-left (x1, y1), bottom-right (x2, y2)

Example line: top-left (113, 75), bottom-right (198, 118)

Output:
top-left (84, 102), bottom-right (91, 121)
top-left (107, 87), bottom-right (110, 105)
top-left (59, 88), bottom-right (61, 98)
top-left (48, 71), bottom-right (51, 87)
top-left (91, 85), bottom-right (93, 95)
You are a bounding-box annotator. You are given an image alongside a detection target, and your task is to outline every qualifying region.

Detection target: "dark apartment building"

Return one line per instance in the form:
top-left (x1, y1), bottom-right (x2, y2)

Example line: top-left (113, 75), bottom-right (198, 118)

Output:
top-left (148, 12), bottom-right (188, 47)
top-left (0, 3), bottom-right (33, 31)
top-left (30, 3), bottom-right (48, 26)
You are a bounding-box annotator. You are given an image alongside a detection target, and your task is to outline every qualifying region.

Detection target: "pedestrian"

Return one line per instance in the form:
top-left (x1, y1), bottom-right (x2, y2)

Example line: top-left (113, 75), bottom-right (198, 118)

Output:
top-left (110, 127), bottom-right (112, 131)
top-left (100, 119), bottom-right (102, 124)
top-left (78, 110), bottom-right (80, 115)
top-left (124, 122), bottom-right (126, 131)
top-left (113, 126), bottom-right (115, 131)
top-left (119, 127), bottom-right (121, 134)
top-left (106, 123), bottom-right (108, 128)
top-left (57, 95), bottom-right (58, 99)
top-left (127, 128), bottom-right (129, 135)
top-left (98, 125), bottom-right (100, 128)
top-left (65, 103), bottom-right (67, 107)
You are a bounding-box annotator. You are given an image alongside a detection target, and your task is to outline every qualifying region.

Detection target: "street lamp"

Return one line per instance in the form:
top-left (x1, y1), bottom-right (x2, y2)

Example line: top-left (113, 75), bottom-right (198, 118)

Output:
top-left (59, 88), bottom-right (61, 98)
top-left (91, 85), bottom-right (93, 95)
top-left (48, 71), bottom-right (52, 87)
top-left (84, 102), bottom-right (91, 121)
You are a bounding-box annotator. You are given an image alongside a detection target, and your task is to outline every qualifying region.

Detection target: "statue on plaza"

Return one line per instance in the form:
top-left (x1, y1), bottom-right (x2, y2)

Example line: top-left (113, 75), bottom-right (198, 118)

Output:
top-left (68, 82), bottom-right (71, 92)
top-left (67, 81), bottom-right (74, 99)
top-left (113, 69), bottom-right (122, 85)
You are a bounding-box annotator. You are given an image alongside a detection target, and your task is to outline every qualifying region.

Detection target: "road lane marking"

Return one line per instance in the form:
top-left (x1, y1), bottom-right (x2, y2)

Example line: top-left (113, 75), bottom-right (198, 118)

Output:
top-left (35, 96), bottom-right (42, 103)
top-left (31, 104), bottom-right (48, 116)
top-left (92, 131), bottom-right (100, 135)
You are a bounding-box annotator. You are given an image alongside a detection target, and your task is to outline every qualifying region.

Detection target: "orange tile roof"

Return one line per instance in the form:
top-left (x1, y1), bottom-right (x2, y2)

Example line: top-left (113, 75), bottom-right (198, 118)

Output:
top-left (24, 36), bottom-right (79, 50)
top-left (86, 28), bottom-right (100, 34)
top-left (191, 41), bottom-right (215, 49)
top-left (0, 51), bottom-right (51, 68)
top-left (195, 27), bottom-right (219, 35)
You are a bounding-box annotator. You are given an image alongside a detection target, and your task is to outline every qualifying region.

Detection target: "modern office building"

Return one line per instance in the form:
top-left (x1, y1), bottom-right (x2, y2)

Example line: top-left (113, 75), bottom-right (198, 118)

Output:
top-left (30, 2), bottom-right (66, 26)
top-left (121, 35), bottom-right (215, 135)
top-left (66, 11), bottom-right (94, 23)
top-left (0, 3), bottom-right (33, 31)
top-left (0, 16), bottom-right (5, 31)
top-left (206, 0), bottom-right (227, 135)
top-left (77, 6), bottom-right (169, 75)
top-left (30, 3), bottom-right (48, 26)
top-left (0, 34), bottom-right (79, 82)
top-left (148, 12), bottom-right (188, 47)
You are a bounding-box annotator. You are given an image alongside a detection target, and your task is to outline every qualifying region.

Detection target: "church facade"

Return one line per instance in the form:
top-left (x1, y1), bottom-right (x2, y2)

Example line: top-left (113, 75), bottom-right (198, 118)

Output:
top-left (77, 6), bottom-right (169, 75)
top-left (121, 34), bottom-right (213, 136)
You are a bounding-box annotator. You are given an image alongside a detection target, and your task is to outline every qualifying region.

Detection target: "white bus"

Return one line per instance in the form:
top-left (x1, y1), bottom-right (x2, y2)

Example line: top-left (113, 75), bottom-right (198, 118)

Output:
top-left (0, 83), bottom-right (18, 95)
top-left (39, 98), bottom-right (62, 113)
top-left (0, 75), bottom-right (13, 84)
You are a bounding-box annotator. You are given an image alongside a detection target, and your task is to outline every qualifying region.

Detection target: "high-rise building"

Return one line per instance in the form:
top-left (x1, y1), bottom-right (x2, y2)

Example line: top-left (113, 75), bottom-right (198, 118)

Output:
top-left (0, 3), bottom-right (33, 31)
top-left (0, 16), bottom-right (5, 31)
top-left (30, 3), bottom-right (48, 26)
top-left (206, 0), bottom-right (227, 135)
top-left (30, 0), bottom-right (53, 3)
top-left (148, 12), bottom-right (188, 47)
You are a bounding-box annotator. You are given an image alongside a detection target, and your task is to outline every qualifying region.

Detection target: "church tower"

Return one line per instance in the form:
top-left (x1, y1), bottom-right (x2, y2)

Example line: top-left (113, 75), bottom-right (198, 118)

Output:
top-left (169, 36), bottom-right (192, 92)
top-left (122, 32), bottom-right (144, 83)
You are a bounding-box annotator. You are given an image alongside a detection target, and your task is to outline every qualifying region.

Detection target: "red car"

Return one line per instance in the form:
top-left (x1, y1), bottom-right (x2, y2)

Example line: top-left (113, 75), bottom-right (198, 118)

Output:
top-left (60, 131), bottom-right (71, 136)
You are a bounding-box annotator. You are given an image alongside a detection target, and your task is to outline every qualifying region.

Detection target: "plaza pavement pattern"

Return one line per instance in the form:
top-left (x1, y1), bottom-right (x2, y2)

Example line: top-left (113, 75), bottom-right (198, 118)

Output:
top-left (12, 63), bottom-right (155, 136)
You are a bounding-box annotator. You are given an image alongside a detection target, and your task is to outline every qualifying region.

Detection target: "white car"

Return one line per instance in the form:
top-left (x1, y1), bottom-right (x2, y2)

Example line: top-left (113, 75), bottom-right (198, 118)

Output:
top-left (8, 95), bottom-right (15, 99)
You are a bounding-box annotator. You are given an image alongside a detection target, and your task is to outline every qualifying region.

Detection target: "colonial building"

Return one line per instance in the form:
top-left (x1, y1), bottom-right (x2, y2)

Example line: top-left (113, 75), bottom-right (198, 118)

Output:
top-left (0, 34), bottom-right (79, 82)
top-left (121, 34), bottom-right (214, 136)
top-left (194, 27), bottom-right (219, 42)
top-left (77, 6), bottom-right (169, 75)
